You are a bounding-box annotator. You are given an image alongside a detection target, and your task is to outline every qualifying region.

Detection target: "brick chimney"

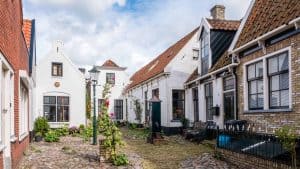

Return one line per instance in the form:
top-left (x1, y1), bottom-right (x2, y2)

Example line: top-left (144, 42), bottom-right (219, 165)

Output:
top-left (210, 5), bottom-right (225, 20)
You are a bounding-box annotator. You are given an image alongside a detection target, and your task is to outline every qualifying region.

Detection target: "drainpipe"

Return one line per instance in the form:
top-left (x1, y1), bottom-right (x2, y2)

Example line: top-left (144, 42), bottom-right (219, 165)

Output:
top-left (233, 67), bottom-right (238, 120)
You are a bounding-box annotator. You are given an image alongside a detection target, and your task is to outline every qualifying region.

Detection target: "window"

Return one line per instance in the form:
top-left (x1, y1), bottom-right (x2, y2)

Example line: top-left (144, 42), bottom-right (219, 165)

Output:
top-left (152, 88), bottom-right (159, 99)
top-left (205, 83), bottom-right (213, 120)
top-left (268, 52), bottom-right (289, 109)
top-left (114, 100), bottom-right (123, 120)
top-left (52, 62), bottom-right (63, 76)
top-left (172, 90), bottom-right (185, 120)
top-left (223, 76), bottom-right (235, 91)
top-left (19, 82), bottom-right (29, 137)
top-left (201, 30), bottom-right (209, 75)
top-left (44, 96), bottom-right (69, 122)
top-left (106, 73), bottom-right (115, 84)
top-left (144, 91), bottom-right (149, 122)
top-left (193, 49), bottom-right (199, 60)
top-left (98, 99), bottom-right (104, 115)
top-left (247, 61), bottom-right (264, 110)
top-left (192, 88), bottom-right (199, 122)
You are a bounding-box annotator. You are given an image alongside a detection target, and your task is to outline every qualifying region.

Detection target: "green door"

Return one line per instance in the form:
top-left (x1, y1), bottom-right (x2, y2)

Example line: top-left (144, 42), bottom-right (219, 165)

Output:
top-left (151, 102), bottom-right (161, 132)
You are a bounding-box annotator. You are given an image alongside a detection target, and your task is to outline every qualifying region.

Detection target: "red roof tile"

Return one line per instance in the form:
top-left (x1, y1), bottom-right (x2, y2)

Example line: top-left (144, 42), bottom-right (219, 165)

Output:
top-left (127, 28), bottom-right (199, 90)
top-left (235, 0), bottom-right (300, 48)
top-left (22, 19), bottom-right (32, 50)
top-left (101, 59), bottom-right (120, 68)
top-left (207, 19), bottom-right (240, 31)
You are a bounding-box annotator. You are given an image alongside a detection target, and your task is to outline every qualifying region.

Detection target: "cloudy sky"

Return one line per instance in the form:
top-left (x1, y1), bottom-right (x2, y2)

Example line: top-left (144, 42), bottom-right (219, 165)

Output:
top-left (23, 0), bottom-right (251, 75)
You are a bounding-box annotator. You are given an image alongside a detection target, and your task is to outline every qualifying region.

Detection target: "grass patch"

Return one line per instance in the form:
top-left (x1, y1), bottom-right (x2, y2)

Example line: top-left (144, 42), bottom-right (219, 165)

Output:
top-left (120, 128), bottom-right (213, 169)
top-left (124, 127), bottom-right (150, 139)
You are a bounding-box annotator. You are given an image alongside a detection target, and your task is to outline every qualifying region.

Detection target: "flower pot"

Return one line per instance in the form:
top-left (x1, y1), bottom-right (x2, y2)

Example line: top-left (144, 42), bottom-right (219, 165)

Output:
top-left (35, 135), bottom-right (43, 142)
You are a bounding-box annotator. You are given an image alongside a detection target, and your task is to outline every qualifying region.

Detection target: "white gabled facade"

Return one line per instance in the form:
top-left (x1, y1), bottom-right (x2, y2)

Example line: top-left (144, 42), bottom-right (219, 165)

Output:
top-left (91, 60), bottom-right (129, 121)
top-left (35, 41), bottom-right (86, 128)
top-left (126, 28), bottom-right (199, 134)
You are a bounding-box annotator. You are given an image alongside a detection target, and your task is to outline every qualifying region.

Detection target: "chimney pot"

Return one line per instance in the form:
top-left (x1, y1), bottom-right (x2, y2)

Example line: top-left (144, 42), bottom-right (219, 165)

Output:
top-left (210, 5), bottom-right (225, 20)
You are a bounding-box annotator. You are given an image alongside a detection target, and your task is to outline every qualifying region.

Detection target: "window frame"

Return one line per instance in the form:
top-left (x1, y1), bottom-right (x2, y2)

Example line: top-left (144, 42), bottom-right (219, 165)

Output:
top-left (106, 73), bottom-right (115, 85)
top-left (192, 87), bottom-right (199, 122)
top-left (247, 61), bottom-right (264, 110)
top-left (172, 90), bottom-right (185, 120)
top-left (200, 30), bottom-right (209, 75)
top-left (43, 96), bottom-right (70, 122)
top-left (243, 47), bottom-right (292, 113)
top-left (114, 99), bottom-right (123, 120)
top-left (205, 83), bottom-right (213, 120)
top-left (51, 62), bottom-right (63, 77)
top-left (267, 52), bottom-right (289, 109)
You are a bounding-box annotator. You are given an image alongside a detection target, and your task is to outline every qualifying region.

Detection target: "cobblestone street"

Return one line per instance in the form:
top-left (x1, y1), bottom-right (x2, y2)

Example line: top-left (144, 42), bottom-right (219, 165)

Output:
top-left (18, 131), bottom-right (236, 169)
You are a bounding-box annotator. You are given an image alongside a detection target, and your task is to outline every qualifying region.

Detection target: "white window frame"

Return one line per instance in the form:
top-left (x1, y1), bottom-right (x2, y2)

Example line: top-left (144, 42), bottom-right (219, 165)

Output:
top-left (243, 46), bottom-right (292, 112)
top-left (19, 80), bottom-right (29, 141)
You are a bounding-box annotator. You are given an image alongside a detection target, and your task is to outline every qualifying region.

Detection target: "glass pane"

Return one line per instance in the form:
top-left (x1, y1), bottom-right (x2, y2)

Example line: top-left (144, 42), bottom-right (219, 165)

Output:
top-left (256, 62), bottom-right (263, 77)
top-left (270, 91), bottom-right (280, 107)
top-left (279, 53), bottom-right (288, 71)
top-left (257, 80), bottom-right (263, 93)
top-left (250, 81), bottom-right (257, 94)
top-left (249, 95), bottom-right (257, 109)
top-left (224, 77), bottom-right (234, 91)
top-left (280, 90), bottom-right (289, 107)
top-left (271, 75), bottom-right (279, 91)
top-left (57, 106), bottom-right (69, 122)
top-left (280, 73), bottom-right (289, 90)
top-left (257, 94), bottom-right (264, 108)
top-left (268, 57), bottom-right (278, 74)
top-left (44, 105), bottom-right (56, 122)
top-left (247, 64), bottom-right (255, 79)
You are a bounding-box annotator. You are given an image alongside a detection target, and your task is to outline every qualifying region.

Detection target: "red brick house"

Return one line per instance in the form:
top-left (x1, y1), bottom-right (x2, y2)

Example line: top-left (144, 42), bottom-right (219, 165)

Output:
top-left (0, 0), bottom-right (33, 168)
top-left (229, 0), bottom-right (300, 133)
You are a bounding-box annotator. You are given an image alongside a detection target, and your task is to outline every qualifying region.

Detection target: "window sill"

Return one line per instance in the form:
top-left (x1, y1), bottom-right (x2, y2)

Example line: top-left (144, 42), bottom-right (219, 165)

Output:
top-left (19, 132), bottom-right (29, 142)
top-left (171, 120), bottom-right (181, 123)
top-left (48, 122), bottom-right (69, 124)
top-left (244, 108), bottom-right (293, 114)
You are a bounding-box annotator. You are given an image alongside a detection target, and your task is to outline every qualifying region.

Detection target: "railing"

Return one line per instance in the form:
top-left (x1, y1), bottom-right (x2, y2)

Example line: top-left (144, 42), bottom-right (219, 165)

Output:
top-left (216, 122), bottom-right (300, 167)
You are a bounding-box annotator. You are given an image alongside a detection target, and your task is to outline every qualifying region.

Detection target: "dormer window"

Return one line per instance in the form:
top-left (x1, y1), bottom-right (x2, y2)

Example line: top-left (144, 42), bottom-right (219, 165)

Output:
top-left (52, 62), bottom-right (63, 77)
top-left (201, 30), bottom-right (209, 75)
top-left (193, 49), bottom-right (199, 60)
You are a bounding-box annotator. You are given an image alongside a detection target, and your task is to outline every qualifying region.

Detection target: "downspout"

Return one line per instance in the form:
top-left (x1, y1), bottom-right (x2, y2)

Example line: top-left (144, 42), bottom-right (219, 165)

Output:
top-left (232, 54), bottom-right (239, 120)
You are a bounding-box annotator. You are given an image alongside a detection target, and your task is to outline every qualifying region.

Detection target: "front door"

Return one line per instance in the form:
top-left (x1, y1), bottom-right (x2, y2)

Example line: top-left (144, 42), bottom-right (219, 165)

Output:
top-left (224, 91), bottom-right (235, 121)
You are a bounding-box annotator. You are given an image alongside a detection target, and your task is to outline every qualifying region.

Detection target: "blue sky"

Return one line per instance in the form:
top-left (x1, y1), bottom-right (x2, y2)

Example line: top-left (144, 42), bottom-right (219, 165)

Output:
top-left (23, 0), bottom-right (251, 74)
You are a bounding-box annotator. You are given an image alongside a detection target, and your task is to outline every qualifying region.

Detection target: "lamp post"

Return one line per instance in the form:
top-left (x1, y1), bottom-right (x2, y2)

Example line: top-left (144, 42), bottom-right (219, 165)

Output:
top-left (89, 66), bottom-right (100, 145)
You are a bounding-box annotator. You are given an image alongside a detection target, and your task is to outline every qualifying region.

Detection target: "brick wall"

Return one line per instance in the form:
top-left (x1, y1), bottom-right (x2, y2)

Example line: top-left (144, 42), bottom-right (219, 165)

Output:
top-left (0, 0), bottom-right (30, 168)
top-left (218, 148), bottom-right (292, 169)
top-left (0, 152), bottom-right (3, 169)
top-left (236, 33), bottom-right (300, 133)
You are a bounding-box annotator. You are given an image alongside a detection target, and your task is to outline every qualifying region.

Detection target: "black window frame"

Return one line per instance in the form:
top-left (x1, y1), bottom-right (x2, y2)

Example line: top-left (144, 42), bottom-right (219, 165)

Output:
top-left (44, 96), bottom-right (69, 122)
top-left (192, 87), bottom-right (199, 122)
top-left (268, 52), bottom-right (289, 109)
top-left (114, 99), bottom-right (123, 120)
top-left (51, 62), bottom-right (63, 77)
top-left (247, 61), bottom-right (264, 110)
top-left (106, 73), bottom-right (115, 85)
top-left (172, 90), bottom-right (185, 120)
top-left (205, 83), bottom-right (213, 120)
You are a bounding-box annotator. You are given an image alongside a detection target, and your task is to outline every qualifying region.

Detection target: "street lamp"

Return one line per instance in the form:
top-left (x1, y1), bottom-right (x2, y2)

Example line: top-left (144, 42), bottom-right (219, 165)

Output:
top-left (89, 66), bottom-right (100, 145)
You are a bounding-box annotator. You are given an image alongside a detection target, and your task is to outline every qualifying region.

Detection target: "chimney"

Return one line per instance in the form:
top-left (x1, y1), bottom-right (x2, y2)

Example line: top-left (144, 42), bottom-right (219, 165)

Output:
top-left (210, 5), bottom-right (225, 20)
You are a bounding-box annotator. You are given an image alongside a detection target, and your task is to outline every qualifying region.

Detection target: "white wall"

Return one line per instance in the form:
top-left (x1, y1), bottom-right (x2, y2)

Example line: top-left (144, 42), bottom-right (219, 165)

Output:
top-left (93, 68), bottom-right (129, 120)
top-left (126, 29), bottom-right (199, 128)
top-left (35, 41), bottom-right (86, 128)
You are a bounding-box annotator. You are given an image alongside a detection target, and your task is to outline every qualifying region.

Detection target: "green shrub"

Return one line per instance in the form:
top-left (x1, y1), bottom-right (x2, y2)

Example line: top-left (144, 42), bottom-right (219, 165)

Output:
top-left (112, 154), bottom-right (129, 166)
top-left (44, 130), bottom-right (60, 142)
top-left (34, 117), bottom-right (50, 136)
top-left (129, 123), bottom-right (137, 130)
top-left (55, 125), bottom-right (69, 137)
top-left (79, 124), bottom-right (85, 131)
top-left (81, 125), bottom-right (93, 141)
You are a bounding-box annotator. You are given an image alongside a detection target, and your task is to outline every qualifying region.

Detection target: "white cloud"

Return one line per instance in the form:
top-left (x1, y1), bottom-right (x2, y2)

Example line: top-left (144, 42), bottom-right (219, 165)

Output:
top-left (23, 0), bottom-right (251, 74)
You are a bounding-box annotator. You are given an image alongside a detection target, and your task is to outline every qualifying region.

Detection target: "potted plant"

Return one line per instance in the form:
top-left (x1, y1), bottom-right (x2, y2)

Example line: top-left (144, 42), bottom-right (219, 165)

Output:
top-left (34, 117), bottom-right (50, 137)
top-left (35, 132), bottom-right (43, 142)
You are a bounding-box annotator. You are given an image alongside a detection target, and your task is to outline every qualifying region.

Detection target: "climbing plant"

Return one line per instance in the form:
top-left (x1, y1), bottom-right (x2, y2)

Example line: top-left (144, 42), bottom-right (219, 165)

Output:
top-left (133, 99), bottom-right (143, 124)
top-left (98, 83), bottom-right (128, 166)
